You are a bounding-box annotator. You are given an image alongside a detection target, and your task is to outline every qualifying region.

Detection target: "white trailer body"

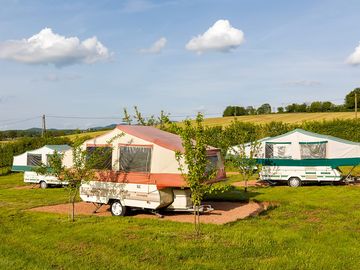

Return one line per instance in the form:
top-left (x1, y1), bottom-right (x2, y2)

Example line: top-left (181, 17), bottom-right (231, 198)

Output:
top-left (228, 129), bottom-right (359, 187)
top-left (259, 166), bottom-right (342, 183)
top-left (24, 171), bottom-right (68, 189)
top-left (80, 181), bottom-right (193, 212)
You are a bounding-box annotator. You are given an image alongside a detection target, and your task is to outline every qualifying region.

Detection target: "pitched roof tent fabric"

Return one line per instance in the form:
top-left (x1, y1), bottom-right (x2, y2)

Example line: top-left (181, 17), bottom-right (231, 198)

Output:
top-left (228, 128), bottom-right (360, 168)
top-left (117, 125), bottom-right (218, 152)
top-left (262, 129), bottom-right (360, 146)
top-left (12, 144), bottom-right (72, 172)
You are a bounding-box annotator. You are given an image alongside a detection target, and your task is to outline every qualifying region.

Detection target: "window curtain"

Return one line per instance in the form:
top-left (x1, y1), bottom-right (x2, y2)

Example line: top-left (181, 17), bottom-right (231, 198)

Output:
top-left (27, 154), bottom-right (42, 166)
top-left (119, 146), bottom-right (152, 173)
top-left (86, 147), bottom-right (113, 170)
top-left (300, 142), bottom-right (326, 159)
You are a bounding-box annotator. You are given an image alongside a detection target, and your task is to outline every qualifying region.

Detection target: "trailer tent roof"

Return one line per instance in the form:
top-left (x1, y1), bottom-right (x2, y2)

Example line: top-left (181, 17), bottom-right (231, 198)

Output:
top-left (228, 129), bottom-right (360, 168)
top-left (117, 125), bottom-right (184, 152)
top-left (116, 125), bottom-right (218, 153)
top-left (12, 144), bottom-right (71, 172)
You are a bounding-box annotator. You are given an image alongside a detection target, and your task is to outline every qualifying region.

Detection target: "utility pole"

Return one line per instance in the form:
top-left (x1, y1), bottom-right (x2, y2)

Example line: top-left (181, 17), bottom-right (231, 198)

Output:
top-left (355, 92), bottom-right (357, 120)
top-left (355, 93), bottom-right (358, 120)
top-left (42, 114), bottom-right (46, 137)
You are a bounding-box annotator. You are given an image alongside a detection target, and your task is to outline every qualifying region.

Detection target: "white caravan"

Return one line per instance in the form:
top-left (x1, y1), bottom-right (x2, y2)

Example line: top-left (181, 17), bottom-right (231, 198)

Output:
top-left (12, 145), bottom-right (71, 188)
top-left (228, 129), bottom-right (360, 187)
top-left (71, 125), bottom-right (226, 216)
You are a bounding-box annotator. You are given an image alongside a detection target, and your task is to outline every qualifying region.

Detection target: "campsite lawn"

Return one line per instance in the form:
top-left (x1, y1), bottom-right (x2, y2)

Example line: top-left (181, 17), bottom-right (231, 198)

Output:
top-left (1, 173), bottom-right (360, 269)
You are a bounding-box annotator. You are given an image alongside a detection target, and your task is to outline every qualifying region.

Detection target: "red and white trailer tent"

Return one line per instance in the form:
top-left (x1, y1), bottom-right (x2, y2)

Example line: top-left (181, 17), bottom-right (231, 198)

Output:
top-left (65, 125), bottom-right (226, 215)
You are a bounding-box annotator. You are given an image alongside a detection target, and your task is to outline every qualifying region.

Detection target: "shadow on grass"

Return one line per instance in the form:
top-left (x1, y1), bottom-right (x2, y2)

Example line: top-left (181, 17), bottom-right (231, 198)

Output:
top-left (204, 186), bottom-right (262, 203)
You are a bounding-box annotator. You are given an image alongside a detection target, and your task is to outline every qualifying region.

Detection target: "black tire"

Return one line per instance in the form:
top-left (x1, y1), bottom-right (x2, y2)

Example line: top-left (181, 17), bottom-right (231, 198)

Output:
top-left (39, 181), bottom-right (48, 189)
top-left (288, 177), bottom-right (301, 187)
top-left (110, 200), bottom-right (127, 216)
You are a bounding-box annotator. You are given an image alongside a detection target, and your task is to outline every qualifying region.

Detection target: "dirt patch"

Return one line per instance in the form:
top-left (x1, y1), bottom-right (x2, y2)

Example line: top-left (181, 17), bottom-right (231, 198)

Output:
top-left (232, 180), bottom-right (269, 187)
top-left (226, 172), bottom-right (240, 175)
top-left (28, 201), bottom-right (273, 225)
top-left (13, 185), bottom-right (39, 190)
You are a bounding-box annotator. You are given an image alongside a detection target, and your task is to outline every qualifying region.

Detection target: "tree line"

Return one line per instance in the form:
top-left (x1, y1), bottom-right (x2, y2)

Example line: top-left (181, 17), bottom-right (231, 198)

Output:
top-left (223, 88), bottom-right (360, 116)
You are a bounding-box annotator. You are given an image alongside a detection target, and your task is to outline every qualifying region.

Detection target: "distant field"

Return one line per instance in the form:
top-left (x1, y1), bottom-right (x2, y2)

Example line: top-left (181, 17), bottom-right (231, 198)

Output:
top-left (202, 112), bottom-right (357, 127)
top-left (60, 112), bottom-right (357, 140)
top-left (63, 130), bottom-right (109, 142)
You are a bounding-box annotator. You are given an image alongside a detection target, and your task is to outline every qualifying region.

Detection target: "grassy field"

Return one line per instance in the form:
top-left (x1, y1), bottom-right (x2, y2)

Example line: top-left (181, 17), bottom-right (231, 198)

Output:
top-left (62, 130), bottom-right (108, 142)
top-left (58, 112), bottom-right (358, 140)
top-left (202, 112), bottom-right (357, 127)
top-left (1, 173), bottom-right (360, 269)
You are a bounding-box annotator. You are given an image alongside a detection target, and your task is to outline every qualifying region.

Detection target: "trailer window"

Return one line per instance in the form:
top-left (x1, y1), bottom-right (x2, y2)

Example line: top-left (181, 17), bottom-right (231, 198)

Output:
top-left (206, 155), bottom-right (218, 173)
top-left (265, 144), bottom-right (273, 158)
top-left (300, 142), bottom-right (326, 159)
top-left (265, 143), bottom-right (292, 159)
top-left (27, 154), bottom-right (42, 166)
top-left (86, 147), bottom-right (113, 170)
top-left (119, 146), bottom-right (152, 173)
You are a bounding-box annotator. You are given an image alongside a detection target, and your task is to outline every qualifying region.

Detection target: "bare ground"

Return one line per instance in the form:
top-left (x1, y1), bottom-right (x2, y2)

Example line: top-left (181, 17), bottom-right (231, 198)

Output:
top-left (12, 184), bottom-right (39, 190)
top-left (28, 201), bottom-right (272, 225)
top-left (232, 180), bottom-right (270, 187)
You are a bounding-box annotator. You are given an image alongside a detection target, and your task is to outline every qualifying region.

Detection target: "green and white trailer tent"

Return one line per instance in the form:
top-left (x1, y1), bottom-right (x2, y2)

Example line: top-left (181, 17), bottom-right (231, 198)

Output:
top-left (228, 129), bottom-right (360, 187)
top-left (12, 145), bottom-right (71, 188)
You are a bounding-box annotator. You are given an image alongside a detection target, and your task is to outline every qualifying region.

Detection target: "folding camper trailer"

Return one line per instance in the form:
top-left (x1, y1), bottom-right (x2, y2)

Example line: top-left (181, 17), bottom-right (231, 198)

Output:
top-left (12, 145), bottom-right (71, 188)
top-left (71, 125), bottom-right (226, 216)
top-left (228, 129), bottom-right (360, 187)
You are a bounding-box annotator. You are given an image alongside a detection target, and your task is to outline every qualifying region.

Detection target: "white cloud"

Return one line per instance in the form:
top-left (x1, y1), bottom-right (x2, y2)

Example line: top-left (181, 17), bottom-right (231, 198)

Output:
top-left (347, 43), bottom-right (360, 65)
top-left (186, 20), bottom-right (244, 54)
top-left (0, 28), bottom-right (111, 67)
top-left (140, 37), bottom-right (167, 54)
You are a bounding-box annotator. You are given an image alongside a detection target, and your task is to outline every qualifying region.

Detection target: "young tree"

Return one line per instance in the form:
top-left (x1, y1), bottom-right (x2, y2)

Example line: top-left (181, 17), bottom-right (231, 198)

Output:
top-left (175, 113), bottom-right (226, 235)
top-left (122, 108), bottom-right (132, 125)
top-left (36, 136), bottom-right (119, 222)
top-left (228, 132), bottom-right (261, 192)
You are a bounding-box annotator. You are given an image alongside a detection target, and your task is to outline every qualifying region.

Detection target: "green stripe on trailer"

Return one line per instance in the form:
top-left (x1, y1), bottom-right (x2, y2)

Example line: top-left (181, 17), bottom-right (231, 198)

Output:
top-left (11, 165), bottom-right (52, 172)
top-left (299, 141), bottom-right (328, 144)
top-left (257, 157), bottom-right (360, 168)
top-left (266, 142), bottom-right (292, 145)
top-left (11, 165), bottom-right (35, 172)
top-left (305, 172), bottom-right (316, 174)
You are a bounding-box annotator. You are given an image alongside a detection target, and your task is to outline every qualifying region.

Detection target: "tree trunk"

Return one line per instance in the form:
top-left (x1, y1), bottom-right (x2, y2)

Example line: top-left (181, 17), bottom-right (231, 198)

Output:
top-left (244, 173), bottom-right (248, 193)
top-left (193, 205), bottom-right (201, 237)
top-left (70, 188), bottom-right (78, 222)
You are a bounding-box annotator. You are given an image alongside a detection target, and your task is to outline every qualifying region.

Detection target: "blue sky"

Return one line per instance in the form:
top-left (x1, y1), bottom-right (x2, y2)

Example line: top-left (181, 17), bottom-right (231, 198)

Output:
top-left (0, 0), bottom-right (360, 130)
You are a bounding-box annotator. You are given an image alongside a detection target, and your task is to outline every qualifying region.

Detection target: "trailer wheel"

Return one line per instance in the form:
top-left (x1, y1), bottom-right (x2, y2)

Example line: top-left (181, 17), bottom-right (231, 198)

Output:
top-left (110, 200), bottom-right (126, 216)
top-left (39, 181), bottom-right (48, 189)
top-left (288, 177), bottom-right (301, 187)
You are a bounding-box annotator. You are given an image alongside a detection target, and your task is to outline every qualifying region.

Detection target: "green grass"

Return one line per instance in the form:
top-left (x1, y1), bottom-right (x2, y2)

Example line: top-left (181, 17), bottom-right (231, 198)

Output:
top-left (1, 173), bottom-right (360, 269)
